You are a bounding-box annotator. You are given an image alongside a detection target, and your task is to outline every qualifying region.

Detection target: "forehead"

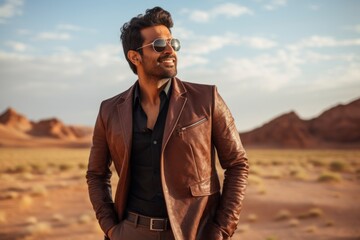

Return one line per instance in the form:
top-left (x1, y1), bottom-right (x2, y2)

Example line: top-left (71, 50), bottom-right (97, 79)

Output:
top-left (141, 25), bottom-right (172, 42)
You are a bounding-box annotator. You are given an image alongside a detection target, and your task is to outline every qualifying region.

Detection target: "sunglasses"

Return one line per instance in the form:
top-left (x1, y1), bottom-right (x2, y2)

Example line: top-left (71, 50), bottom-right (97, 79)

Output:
top-left (137, 38), bottom-right (181, 53)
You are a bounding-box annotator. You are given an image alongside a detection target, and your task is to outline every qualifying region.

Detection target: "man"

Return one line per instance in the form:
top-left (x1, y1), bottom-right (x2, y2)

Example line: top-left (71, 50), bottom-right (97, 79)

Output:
top-left (86, 6), bottom-right (248, 240)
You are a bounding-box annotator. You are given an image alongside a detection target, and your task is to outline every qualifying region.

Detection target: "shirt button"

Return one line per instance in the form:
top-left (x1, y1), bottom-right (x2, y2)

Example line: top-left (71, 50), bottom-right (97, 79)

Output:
top-left (153, 140), bottom-right (157, 145)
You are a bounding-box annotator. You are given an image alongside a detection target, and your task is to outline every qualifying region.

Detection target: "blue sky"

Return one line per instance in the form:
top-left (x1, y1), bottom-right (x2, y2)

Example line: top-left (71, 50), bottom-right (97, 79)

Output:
top-left (0, 0), bottom-right (359, 131)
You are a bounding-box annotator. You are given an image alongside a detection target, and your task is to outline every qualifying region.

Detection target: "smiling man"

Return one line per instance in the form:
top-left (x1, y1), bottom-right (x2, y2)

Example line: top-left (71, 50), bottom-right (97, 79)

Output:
top-left (86, 6), bottom-right (248, 240)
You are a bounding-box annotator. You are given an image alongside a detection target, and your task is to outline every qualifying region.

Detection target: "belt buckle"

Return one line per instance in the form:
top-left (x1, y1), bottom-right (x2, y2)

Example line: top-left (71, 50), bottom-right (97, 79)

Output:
top-left (150, 218), bottom-right (167, 231)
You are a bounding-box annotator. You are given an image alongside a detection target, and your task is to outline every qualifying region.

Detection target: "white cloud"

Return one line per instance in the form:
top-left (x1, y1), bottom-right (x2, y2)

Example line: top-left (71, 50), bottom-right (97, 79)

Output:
top-left (0, 44), bottom-right (132, 124)
top-left (0, 0), bottom-right (24, 23)
top-left (288, 36), bottom-right (360, 50)
top-left (183, 33), bottom-right (277, 55)
top-left (178, 54), bottom-right (208, 69)
top-left (309, 62), bottom-right (360, 91)
top-left (345, 24), bottom-right (360, 34)
top-left (185, 35), bottom-right (236, 55)
top-left (16, 28), bottom-right (31, 35)
top-left (264, 0), bottom-right (287, 11)
top-left (183, 3), bottom-right (252, 23)
top-left (5, 41), bottom-right (27, 52)
top-left (240, 37), bottom-right (277, 49)
top-left (0, 44), bottom-right (127, 83)
top-left (213, 3), bottom-right (253, 17)
top-left (56, 24), bottom-right (82, 31)
top-left (56, 23), bottom-right (97, 33)
top-left (35, 32), bottom-right (72, 41)
top-left (220, 50), bottom-right (301, 91)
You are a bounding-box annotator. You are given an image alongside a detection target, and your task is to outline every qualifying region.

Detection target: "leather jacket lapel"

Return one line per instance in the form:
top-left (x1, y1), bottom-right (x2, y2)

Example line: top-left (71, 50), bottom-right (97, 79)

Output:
top-left (116, 84), bottom-right (135, 162)
top-left (162, 78), bottom-right (187, 150)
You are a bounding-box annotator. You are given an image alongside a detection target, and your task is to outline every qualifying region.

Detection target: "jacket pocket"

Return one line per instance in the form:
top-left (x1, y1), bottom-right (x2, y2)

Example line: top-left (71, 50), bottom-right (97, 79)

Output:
top-left (177, 117), bottom-right (207, 135)
top-left (189, 175), bottom-right (220, 197)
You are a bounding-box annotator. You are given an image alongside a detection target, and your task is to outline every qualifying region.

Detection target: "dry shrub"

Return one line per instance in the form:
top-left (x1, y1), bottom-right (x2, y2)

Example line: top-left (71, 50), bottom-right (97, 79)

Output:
top-left (26, 222), bottom-right (52, 236)
top-left (237, 224), bottom-right (250, 233)
top-left (30, 163), bottom-right (47, 174)
top-left (2, 191), bottom-right (19, 200)
top-left (30, 185), bottom-right (48, 197)
top-left (308, 158), bottom-right (326, 167)
top-left (329, 160), bottom-right (348, 172)
top-left (249, 165), bottom-right (262, 176)
top-left (317, 172), bottom-right (342, 183)
top-left (265, 169), bottom-right (283, 179)
top-left (274, 209), bottom-right (291, 221)
top-left (20, 172), bottom-right (35, 180)
top-left (248, 175), bottom-right (263, 185)
top-left (324, 219), bottom-right (334, 227)
top-left (288, 218), bottom-right (299, 227)
top-left (26, 216), bottom-right (38, 224)
top-left (78, 214), bottom-right (93, 224)
top-left (52, 214), bottom-right (64, 222)
top-left (304, 225), bottom-right (317, 233)
top-left (247, 213), bottom-right (258, 222)
top-left (78, 162), bottom-right (87, 169)
top-left (298, 207), bottom-right (323, 219)
top-left (58, 163), bottom-right (73, 171)
top-left (256, 185), bottom-right (267, 195)
top-left (8, 164), bottom-right (31, 174)
top-left (289, 167), bottom-right (309, 181)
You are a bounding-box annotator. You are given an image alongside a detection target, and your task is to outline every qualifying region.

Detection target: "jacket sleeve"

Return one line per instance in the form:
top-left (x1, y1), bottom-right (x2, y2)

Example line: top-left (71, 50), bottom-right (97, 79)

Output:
top-left (86, 103), bottom-right (118, 236)
top-left (211, 86), bottom-right (249, 238)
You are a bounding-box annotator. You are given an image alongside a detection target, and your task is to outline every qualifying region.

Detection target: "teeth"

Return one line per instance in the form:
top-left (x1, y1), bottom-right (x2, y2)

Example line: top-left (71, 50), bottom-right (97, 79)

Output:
top-left (161, 59), bottom-right (174, 63)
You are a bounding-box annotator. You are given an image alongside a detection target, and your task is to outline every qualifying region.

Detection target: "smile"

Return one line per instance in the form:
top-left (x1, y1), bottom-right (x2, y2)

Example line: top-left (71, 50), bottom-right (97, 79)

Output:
top-left (159, 58), bottom-right (175, 63)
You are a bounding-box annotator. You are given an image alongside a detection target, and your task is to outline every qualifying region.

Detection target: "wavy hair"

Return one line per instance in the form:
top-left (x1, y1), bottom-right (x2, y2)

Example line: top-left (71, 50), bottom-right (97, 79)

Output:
top-left (120, 7), bottom-right (173, 74)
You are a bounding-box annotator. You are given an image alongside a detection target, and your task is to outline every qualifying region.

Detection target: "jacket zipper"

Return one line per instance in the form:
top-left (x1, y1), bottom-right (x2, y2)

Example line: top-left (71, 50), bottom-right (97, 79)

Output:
top-left (178, 117), bottom-right (207, 136)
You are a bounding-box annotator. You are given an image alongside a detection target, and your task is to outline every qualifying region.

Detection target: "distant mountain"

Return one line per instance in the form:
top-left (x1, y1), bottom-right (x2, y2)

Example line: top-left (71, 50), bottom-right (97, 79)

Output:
top-left (240, 98), bottom-right (360, 149)
top-left (0, 107), bottom-right (32, 132)
top-left (0, 108), bottom-right (92, 147)
top-left (2, 98), bottom-right (360, 149)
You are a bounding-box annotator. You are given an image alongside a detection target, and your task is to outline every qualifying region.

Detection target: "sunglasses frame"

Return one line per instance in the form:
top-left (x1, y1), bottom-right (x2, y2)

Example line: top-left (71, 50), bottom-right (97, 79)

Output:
top-left (136, 38), bottom-right (180, 53)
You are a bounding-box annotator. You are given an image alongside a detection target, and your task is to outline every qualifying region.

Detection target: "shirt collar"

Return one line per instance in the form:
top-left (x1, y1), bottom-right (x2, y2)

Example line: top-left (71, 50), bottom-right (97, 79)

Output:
top-left (133, 78), bottom-right (172, 105)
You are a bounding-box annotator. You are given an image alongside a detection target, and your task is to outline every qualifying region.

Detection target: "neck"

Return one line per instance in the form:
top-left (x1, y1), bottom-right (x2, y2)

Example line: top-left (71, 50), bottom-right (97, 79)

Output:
top-left (138, 77), bottom-right (170, 105)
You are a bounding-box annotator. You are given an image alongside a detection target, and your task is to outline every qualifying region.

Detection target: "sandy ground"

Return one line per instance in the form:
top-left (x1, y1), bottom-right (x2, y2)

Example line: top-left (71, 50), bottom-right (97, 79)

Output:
top-left (0, 149), bottom-right (359, 240)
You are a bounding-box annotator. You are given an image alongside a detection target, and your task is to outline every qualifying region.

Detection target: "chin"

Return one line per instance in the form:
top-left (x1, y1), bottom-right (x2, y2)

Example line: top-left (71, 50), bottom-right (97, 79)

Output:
top-left (160, 70), bottom-right (177, 79)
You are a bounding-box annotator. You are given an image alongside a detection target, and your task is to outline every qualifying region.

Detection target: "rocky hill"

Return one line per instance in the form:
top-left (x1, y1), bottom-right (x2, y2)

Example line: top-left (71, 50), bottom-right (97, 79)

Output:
top-left (240, 98), bottom-right (360, 148)
top-left (0, 108), bottom-right (92, 147)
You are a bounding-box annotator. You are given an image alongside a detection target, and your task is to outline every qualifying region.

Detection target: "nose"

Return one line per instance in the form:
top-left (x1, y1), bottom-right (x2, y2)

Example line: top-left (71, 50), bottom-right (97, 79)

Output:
top-left (163, 41), bottom-right (175, 54)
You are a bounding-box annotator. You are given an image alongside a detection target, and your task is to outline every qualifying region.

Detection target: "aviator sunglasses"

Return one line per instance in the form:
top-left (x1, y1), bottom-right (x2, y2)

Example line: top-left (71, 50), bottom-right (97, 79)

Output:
top-left (137, 38), bottom-right (181, 53)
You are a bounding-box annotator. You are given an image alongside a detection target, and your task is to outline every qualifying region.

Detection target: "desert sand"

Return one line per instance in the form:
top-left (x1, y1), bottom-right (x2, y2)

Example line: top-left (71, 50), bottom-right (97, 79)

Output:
top-left (0, 148), bottom-right (359, 240)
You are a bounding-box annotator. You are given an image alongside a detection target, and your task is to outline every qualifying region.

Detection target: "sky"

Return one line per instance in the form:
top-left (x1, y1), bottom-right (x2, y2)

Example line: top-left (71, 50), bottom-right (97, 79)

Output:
top-left (0, 0), bottom-right (359, 132)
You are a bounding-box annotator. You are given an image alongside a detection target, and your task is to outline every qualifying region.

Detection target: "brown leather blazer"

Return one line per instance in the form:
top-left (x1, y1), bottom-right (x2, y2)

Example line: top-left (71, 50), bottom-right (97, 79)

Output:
top-left (86, 78), bottom-right (249, 240)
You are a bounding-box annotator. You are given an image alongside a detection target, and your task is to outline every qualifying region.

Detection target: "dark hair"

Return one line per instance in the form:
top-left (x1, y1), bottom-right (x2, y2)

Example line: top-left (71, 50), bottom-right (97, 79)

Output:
top-left (120, 7), bottom-right (174, 74)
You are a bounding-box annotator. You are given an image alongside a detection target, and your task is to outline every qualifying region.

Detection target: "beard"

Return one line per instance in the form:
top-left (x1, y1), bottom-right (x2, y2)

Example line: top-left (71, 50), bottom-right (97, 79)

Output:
top-left (142, 55), bottom-right (178, 80)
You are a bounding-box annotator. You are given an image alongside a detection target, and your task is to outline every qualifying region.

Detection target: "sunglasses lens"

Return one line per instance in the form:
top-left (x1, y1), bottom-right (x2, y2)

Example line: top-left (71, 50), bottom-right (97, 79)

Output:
top-left (171, 39), bottom-right (181, 51)
top-left (152, 39), bottom-right (181, 52)
top-left (153, 39), bottom-right (167, 52)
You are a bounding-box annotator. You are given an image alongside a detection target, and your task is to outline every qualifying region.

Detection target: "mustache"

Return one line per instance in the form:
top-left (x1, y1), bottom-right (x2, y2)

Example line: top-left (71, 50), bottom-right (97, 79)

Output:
top-left (158, 55), bottom-right (176, 62)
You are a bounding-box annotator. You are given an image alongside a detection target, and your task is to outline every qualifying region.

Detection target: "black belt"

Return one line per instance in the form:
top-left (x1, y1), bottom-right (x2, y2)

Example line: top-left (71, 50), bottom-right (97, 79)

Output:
top-left (126, 212), bottom-right (170, 231)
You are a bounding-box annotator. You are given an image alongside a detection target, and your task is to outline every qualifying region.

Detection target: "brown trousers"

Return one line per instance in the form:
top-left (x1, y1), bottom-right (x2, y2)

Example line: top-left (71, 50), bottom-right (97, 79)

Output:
top-left (108, 219), bottom-right (175, 240)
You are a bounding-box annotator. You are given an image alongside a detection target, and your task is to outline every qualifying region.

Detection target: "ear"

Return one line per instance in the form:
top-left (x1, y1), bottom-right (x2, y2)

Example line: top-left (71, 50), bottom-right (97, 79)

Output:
top-left (128, 50), bottom-right (141, 65)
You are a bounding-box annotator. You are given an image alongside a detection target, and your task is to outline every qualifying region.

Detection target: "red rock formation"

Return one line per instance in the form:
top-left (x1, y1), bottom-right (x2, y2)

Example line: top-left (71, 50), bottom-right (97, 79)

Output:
top-left (240, 98), bottom-right (360, 148)
top-left (28, 118), bottom-right (78, 140)
top-left (0, 108), bottom-right (93, 147)
top-left (0, 107), bottom-right (33, 132)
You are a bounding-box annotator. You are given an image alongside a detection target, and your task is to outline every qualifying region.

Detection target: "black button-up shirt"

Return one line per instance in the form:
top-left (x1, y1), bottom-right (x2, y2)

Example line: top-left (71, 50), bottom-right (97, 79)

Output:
top-left (126, 80), bottom-right (171, 218)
